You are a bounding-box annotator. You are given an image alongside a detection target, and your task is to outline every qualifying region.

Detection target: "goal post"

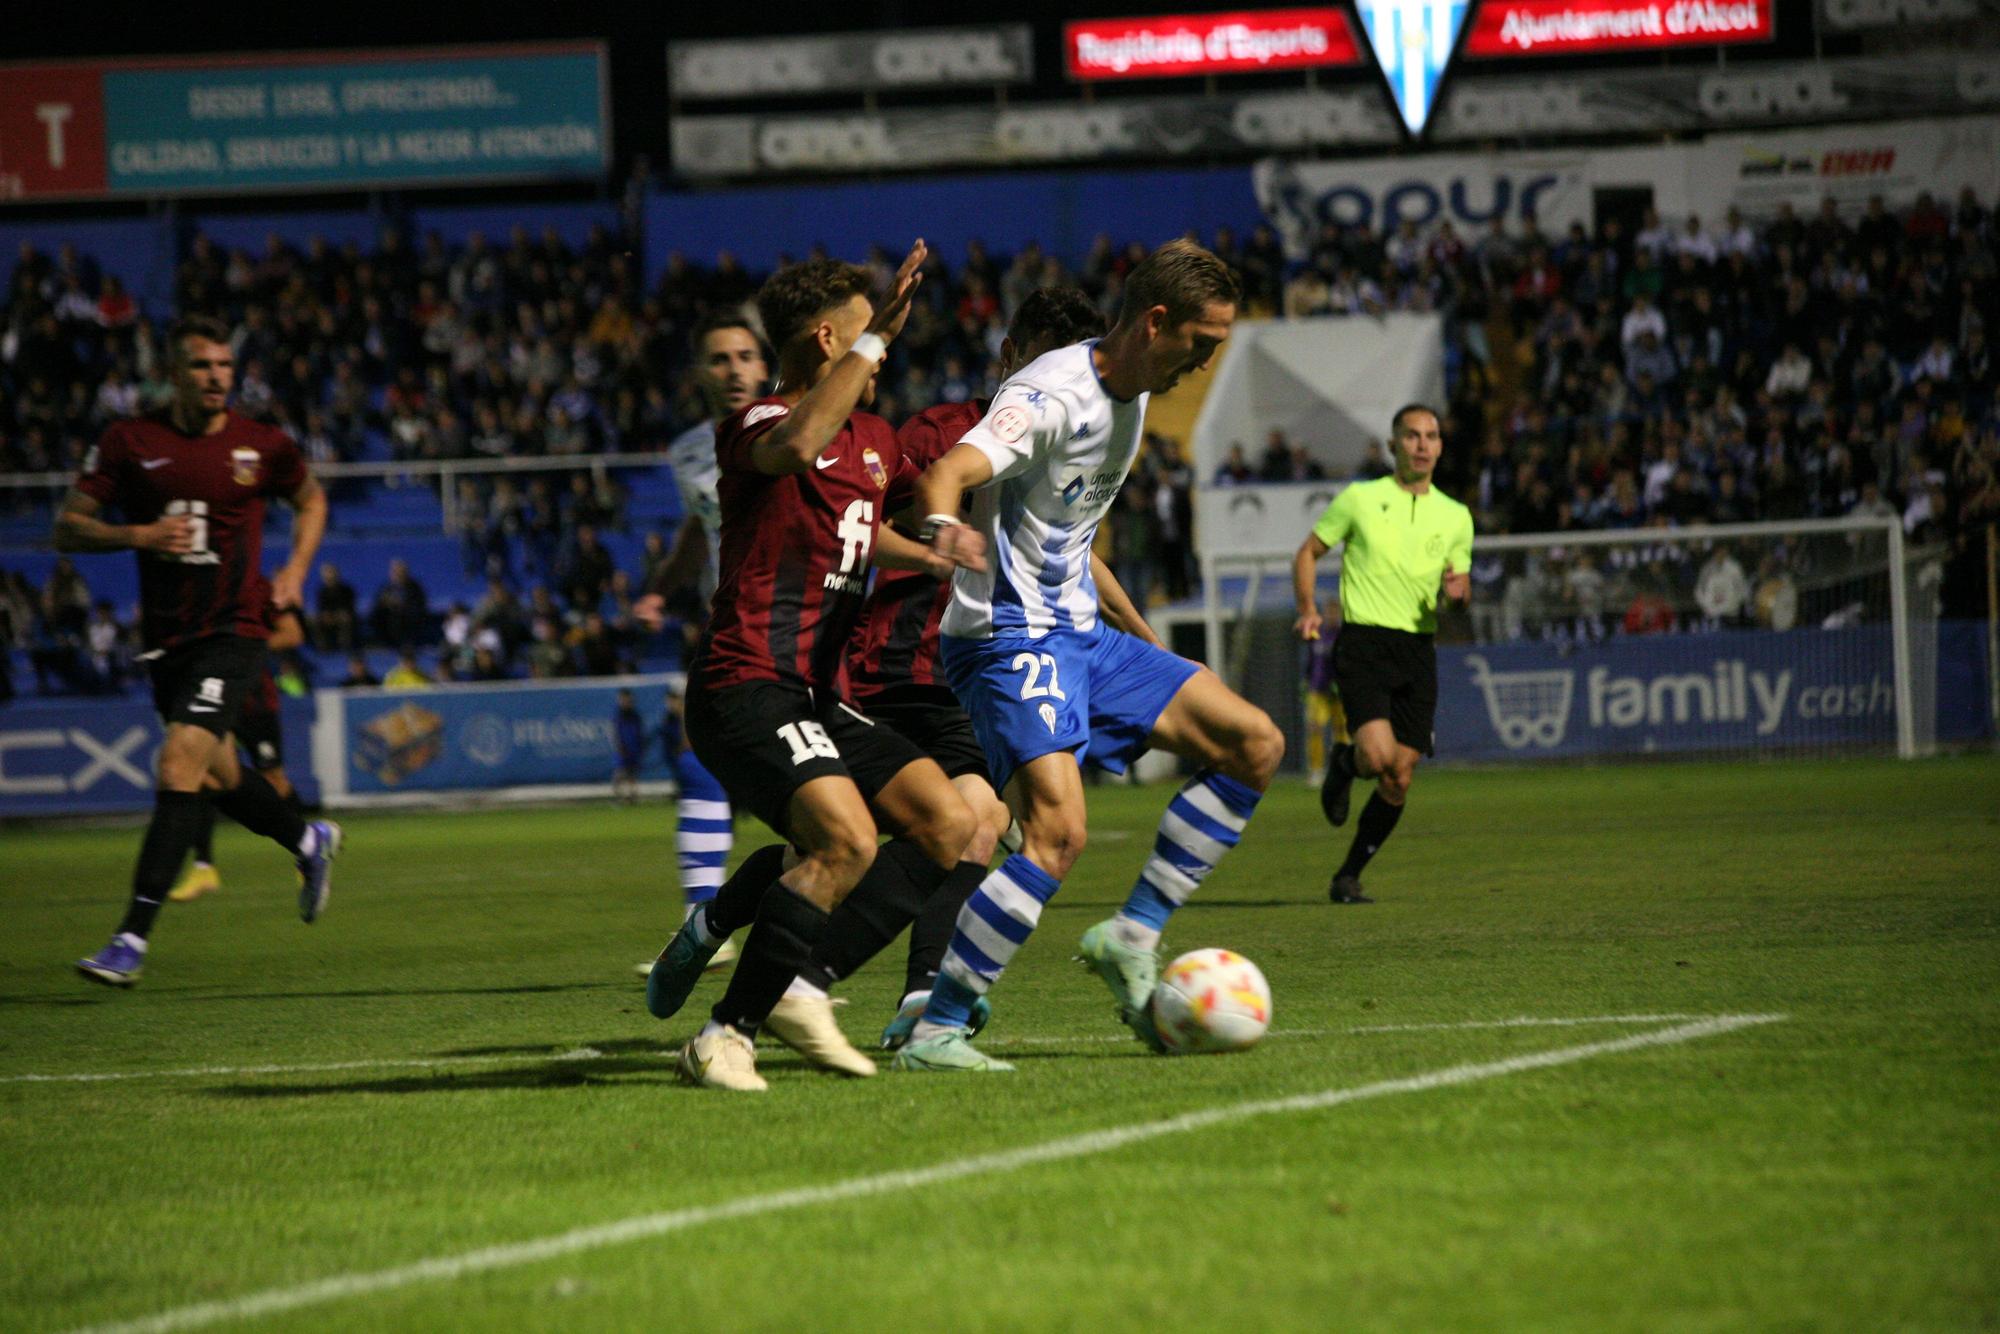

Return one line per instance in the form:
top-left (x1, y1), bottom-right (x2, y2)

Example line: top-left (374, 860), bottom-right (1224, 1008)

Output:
top-left (1188, 513), bottom-right (1947, 766)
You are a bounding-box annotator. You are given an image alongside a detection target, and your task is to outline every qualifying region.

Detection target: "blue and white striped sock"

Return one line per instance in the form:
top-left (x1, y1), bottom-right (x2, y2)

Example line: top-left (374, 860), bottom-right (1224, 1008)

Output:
top-left (676, 798), bottom-right (732, 911)
top-left (1116, 770), bottom-right (1261, 947)
top-left (919, 854), bottom-right (1060, 1031)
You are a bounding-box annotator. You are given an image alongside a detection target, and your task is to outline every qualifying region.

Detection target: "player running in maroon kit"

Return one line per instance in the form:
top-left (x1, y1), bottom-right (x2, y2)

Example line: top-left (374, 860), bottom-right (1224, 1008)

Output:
top-left (62, 315), bottom-right (342, 988)
top-left (168, 601), bottom-right (310, 903)
top-left (792, 285), bottom-right (1163, 1052)
top-left (642, 242), bottom-right (989, 1092)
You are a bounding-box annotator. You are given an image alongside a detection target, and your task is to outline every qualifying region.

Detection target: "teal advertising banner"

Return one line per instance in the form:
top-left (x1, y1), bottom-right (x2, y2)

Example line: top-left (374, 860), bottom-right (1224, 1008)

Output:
top-left (77, 44), bottom-right (606, 196)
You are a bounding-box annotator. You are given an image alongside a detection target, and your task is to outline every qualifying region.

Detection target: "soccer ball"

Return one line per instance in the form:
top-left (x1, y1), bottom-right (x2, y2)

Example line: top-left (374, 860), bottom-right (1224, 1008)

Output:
top-left (1149, 948), bottom-right (1272, 1055)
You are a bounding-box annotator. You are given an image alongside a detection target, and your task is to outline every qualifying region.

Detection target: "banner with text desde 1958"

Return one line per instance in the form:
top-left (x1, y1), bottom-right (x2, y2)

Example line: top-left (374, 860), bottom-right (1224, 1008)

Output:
top-left (0, 43), bottom-right (606, 202)
top-left (333, 676), bottom-right (676, 798)
top-left (1253, 151), bottom-right (1592, 259)
top-left (1436, 625), bottom-right (1995, 761)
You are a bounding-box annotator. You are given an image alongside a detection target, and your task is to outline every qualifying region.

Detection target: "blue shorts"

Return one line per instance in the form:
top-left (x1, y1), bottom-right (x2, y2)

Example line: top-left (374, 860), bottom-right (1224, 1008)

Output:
top-left (941, 625), bottom-right (1201, 795)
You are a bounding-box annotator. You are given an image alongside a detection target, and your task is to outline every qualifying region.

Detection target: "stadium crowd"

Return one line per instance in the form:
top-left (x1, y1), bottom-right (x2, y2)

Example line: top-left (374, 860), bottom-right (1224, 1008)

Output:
top-left (3, 186), bottom-right (1997, 693)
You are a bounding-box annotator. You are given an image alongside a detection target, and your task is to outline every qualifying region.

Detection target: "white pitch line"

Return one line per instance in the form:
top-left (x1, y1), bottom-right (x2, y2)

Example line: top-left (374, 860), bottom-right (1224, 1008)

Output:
top-left (67, 1012), bottom-right (1784, 1334)
top-left (2, 1013), bottom-right (1699, 1084)
top-left (7, 1012), bottom-right (1704, 1088)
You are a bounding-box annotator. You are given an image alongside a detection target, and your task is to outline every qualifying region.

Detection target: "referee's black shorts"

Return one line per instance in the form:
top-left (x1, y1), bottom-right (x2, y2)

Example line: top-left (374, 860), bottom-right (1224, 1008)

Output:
top-left (1332, 623), bottom-right (1437, 755)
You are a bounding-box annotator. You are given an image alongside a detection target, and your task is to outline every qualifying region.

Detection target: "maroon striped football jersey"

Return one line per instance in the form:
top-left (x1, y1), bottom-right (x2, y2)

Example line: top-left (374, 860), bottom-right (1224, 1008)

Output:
top-left (697, 397), bottom-right (916, 695)
top-left (845, 399), bottom-right (984, 700)
top-left (76, 411), bottom-right (307, 653)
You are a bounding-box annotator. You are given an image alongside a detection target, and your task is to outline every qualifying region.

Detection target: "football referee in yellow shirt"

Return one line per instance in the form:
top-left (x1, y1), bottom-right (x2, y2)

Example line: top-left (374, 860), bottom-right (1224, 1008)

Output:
top-left (1293, 404), bottom-right (1473, 904)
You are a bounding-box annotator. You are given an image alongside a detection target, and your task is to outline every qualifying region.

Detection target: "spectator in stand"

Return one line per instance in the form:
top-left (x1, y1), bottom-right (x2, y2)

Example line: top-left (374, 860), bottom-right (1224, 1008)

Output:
top-left (368, 558), bottom-right (430, 648)
top-left (313, 562), bottom-right (358, 650)
top-left (1257, 429), bottom-right (1295, 481)
top-left (1213, 444), bottom-right (1255, 486)
top-left (382, 650), bottom-right (431, 688)
top-left (559, 523), bottom-right (616, 613)
top-left (1694, 545), bottom-right (1750, 629)
top-left (339, 654), bottom-right (380, 688)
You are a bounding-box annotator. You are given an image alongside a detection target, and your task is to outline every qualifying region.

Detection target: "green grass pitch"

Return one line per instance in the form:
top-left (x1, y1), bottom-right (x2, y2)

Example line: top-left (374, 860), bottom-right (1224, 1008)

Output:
top-left (2, 754), bottom-right (1996, 1331)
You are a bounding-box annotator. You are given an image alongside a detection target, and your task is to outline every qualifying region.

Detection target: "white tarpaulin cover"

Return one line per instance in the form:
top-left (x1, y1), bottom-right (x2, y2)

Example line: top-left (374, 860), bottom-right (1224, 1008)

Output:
top-left (1191, 313), bottom-right (1445, 481)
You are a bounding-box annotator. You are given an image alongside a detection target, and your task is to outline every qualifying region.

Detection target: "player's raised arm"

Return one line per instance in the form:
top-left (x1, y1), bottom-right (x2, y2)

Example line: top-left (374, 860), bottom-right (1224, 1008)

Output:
top-left (1091, 552), bottom-right (1161, 647)
top-left (751, 240), bottom-right (926, 475)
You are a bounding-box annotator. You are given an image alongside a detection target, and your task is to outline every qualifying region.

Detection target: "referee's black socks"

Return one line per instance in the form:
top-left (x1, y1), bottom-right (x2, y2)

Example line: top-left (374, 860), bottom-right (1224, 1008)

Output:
top-left (1338, 794), bottom-right (1404, 879)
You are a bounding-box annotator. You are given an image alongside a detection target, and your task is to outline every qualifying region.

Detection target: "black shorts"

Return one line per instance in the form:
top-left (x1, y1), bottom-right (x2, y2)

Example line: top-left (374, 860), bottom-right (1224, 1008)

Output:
top-left (684, 676), bottom-right (927, 840)
top-left (1333, 623), bottom-right (1437, 755)
top-left (853, 683), bottom-right (993, 785)
top-left (146, 635), bottom-right (266, 741)
top-left (236, 694), bottom-right (283, 770)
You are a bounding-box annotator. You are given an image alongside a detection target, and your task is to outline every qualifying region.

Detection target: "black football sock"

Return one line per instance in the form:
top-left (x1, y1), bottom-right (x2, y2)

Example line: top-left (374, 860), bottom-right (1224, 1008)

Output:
top-left (702, 843), bottom-right (788, 938)
top-left (188, 798), bottom-right (217, 865)
top-left (801, 839), bottom-right (948, 991)
top-left (709, 885), bottom-right (831, 1038)
top-left (1337, 793), bottom-right (1404, 879)
top-left (117, 791), bottom-right (210, 938)
top-left (905, 860), bottom-right (988, 998)
top-left (1334, 743), bottom-right (1357, 779)
top-left (211, 769), bottom-right (308, 853)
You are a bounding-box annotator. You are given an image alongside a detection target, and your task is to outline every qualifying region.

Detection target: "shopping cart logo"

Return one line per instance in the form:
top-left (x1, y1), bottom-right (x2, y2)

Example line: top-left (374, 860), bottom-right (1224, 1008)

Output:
top-left (1466, 654), bottom-right (1573, 749)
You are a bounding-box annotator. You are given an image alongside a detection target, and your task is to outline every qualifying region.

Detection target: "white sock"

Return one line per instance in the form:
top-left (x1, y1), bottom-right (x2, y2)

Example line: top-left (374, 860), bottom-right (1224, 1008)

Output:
top-left (784, 976), bottom-right (828, 1002)
top-left (295, 825), bottom-right (318, 858)
top-left (116, 932), bottom-right (148, 954)
top-left (688, 906), bottom-right (722, 948)
top-left (899, 989), bottom-right (932, 1011)
top-left (193, 860), bottom-right (214, 871)
top-left (910, 1017), bottom-right (954, 1042)
top-left (1111, 916), bottom-right (1162, 952)
top-left (682, 902), bottom-right (700, 923)
top-left (697, 1019), bottom-right (727, 1042)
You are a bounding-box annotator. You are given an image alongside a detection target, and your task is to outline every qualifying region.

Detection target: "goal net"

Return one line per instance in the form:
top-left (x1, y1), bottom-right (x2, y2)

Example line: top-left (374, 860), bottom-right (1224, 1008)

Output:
top-left (1189, 515), bottom-right (1944, 768)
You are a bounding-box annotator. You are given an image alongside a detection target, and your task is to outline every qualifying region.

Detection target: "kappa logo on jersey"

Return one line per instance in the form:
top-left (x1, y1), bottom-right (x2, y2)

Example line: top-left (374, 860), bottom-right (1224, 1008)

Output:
top-left (991, 406), bottom-right (1033, 443)
top-left (231, 448), bottom-right (261, 487)
top-left (744, 403), bottom-right (789, 428)
top-left (1062, 476), bottom-right (1086, 505)
top-left (1039, 702), bottom-right (1058, 733)
top-left (1071, 421), bottom-right (1093, 439)
top-left (862, 447), bottom-right (888, 490)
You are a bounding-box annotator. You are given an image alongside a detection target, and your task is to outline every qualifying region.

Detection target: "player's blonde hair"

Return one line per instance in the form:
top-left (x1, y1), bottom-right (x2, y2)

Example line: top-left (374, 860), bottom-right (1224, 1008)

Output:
top-left (1116, 239), bottom-right (1241, 329)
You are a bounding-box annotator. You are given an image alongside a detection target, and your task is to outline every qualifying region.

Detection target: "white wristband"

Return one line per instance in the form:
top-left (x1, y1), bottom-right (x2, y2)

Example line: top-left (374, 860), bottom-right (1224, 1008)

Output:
top-left (921, 513), bottom-right (962, 542)
top-left (850, 332), bottom-right (888, 366)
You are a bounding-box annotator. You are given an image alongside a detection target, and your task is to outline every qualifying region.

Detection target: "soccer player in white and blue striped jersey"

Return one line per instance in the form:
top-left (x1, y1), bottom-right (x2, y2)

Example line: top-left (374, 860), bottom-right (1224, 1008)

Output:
top-left (631, 314), bottom-right (769, 977)
top-left (897, 241), bottom-right (1286, 1071)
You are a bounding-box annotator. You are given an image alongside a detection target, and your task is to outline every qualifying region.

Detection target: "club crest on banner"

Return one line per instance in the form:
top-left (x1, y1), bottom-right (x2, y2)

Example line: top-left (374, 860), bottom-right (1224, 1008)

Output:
top-left (1355, 0), bottom-right (1473, 136)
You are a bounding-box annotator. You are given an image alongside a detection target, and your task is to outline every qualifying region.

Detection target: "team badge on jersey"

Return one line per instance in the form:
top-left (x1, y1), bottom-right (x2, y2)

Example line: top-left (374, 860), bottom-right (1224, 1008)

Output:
top-left (231, 448), bottom-right (262, 486)
top-left (862, 446), bottom-right (888, 491)
top-left (991, 406), bottom-right (1032, 443)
